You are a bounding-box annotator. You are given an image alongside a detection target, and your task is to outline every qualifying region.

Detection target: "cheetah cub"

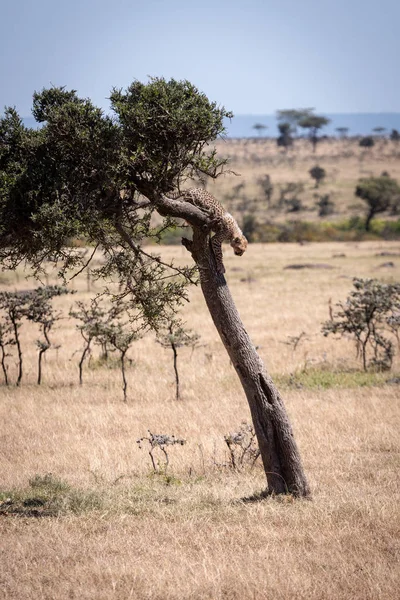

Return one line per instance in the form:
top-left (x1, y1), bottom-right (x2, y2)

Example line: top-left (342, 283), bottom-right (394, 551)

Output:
top-left (165, 188), bottom-right (248, 274)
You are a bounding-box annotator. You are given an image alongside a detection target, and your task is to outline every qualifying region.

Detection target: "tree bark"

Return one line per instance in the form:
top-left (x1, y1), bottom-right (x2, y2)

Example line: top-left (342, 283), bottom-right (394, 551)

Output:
top-left (79, 342), bottom-right (91, 385)
top-left (183, 229), bottom-right (311, 497)
top-left (365, 209), bottom-right (374, 232)
top-left (37, 348), bottom-right (44, 385)
top-left (121, 350), bottom-right (128, 402)
top-left (0, 342), bottom-right (9, 385)
top-left (11, 317), bottom-right (23, 386)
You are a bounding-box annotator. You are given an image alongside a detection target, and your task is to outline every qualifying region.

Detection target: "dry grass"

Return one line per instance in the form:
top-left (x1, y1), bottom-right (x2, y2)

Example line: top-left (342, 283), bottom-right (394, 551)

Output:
top-left (1, 241), bottom-right (400, 599)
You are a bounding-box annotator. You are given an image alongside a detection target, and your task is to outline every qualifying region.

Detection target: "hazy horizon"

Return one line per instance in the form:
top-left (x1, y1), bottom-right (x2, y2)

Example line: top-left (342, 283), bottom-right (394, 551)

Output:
top-left (21, 111), bottom-right (400, 138)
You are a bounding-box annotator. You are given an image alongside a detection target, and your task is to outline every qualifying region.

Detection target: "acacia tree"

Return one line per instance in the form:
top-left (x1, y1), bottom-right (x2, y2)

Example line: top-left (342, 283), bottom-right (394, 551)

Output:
top-left (253, 123), bottom-right (268, 137)
top-left (336, 127), bottom-right (349, 139)
top-left (0, 291), bottom-right (29, 385)
top-left (0, 319), bottom-right (14, 384)
top-left (24, 286), bottom-right (70, 385)
top-left (0, 79), bottom-right (310, 497)
top-left (105, 313), bottom-right (141, 402)
top-left (298, 113), bottom-right (330, 152)
top-left (276, 108), bottom-right (314, 138)
top-left (355, 175), bottom-right (400, 231)
top-left (372, 127), bottom-right (386, 137)
top-left (70, 299), bottom-right (110, 385)
top-left (323, 279), bottom-right (400, 371)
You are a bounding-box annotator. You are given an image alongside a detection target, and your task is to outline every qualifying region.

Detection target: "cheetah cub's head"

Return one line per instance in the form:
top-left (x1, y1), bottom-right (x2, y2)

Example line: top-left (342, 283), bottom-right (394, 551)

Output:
top-left (231, 235), bottom-right (248, 256)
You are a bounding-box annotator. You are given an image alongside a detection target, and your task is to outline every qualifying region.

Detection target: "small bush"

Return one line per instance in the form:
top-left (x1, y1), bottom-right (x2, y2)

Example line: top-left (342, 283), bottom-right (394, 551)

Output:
top-left (322, 278), bottom-right (400, 371)
top-left (316, 194), bottom-right (335, 217)
top-left (224, 422), bottom-right (260, 470)
top-left (359, 136), bottom-right (375, 148)
top-left (309, 165), bottom-right (326, 188)
top-left (137, 431), bottom-right (186, 473)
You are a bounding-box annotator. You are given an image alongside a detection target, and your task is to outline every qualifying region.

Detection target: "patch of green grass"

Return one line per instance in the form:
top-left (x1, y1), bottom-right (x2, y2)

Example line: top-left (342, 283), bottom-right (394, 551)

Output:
top-left (245, 217), bottom-right (400, 243)
top-left (0, 473), bottom-right (104, 517)
top-left (275, 368), bottom-right (400, 390)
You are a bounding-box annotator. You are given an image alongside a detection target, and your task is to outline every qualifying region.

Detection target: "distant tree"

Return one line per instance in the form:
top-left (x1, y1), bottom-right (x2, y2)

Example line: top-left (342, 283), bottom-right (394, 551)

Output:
top-left (285, 198), bottom-right (303, 213)
top-left (298, 114), bottom-right (330, 152)
top-left (278, 182), bottom-right (304, 209)
top-left (336, 127), bottom-right (349, 138)
top-left (257, 174), bottom-right (274, 205)
top-left (390, 129), bottom-right (400, 142)
top-left (315, 194), bottom-right (335, 217)
top-left (276, 122), bottom-right (293, 150)
top-left (372, 127), bottom-right (386, 136)
top-left (242, 214), bottom-right (258, 242)
top-left (276, 108), bottom-right (314, 136)
top-left (359, 136), bottom-right (375, 148)
top-left (309, 165), bottom-right (326, 188)
top-left (253, 123), bottom-right (268, 137)
top-left (156, 321), bottom-right (200, 400)
top-left (355, 175), bottom-right (400, 231)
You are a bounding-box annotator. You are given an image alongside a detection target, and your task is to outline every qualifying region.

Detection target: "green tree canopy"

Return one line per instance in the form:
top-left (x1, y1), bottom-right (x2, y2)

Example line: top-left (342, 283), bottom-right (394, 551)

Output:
top-left (0, 79), bottom-right (232, 331)
top-left (355, 175), bottom-right (400, 231)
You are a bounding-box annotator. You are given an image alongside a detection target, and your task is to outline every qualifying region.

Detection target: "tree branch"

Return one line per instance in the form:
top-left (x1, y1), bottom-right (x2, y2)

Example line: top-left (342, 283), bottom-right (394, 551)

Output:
top-left (154, 195), bottom-right (212, 230)
top-left (114, 220), bottom-right (198, 284)
top-left (68, 244), bottom-right (99, 283)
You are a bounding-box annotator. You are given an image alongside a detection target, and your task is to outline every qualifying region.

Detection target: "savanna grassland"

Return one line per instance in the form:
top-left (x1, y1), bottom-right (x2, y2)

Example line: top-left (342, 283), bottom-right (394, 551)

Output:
top-left (208, 137), bottom-right (400, 227)
top-left (1, 239), bottom-right (400, 600)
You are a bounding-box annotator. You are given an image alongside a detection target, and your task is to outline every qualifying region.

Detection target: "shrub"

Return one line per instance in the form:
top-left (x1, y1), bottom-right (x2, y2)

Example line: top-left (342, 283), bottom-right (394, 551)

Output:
top-left (309, 165), bottom-right (326, 188)
top-left (242, 214), bottom-right (259, 243)
top-left (322, 278), bottom-right (400, 371)
top-left (137, 431), bottom-right (186, 473)
top-left (224, 422), bottom-right (260, 470)
top-left (359, 136), bottom-right (375, 148)
top-left (316, 194), bottom-right (335, 216)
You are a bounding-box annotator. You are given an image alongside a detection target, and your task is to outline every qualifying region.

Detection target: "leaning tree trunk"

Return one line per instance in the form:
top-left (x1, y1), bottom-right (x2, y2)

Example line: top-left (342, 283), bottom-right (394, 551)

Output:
top-left (184, 229), bottom-right (311, 498)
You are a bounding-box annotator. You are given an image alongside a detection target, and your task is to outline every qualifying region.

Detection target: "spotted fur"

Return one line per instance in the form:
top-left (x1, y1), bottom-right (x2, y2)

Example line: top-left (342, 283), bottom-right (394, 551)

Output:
top-left (165, 188), bottom-right (248, 273)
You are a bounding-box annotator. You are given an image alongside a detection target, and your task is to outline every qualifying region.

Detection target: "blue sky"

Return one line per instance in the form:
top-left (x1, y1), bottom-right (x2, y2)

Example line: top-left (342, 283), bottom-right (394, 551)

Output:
top-left (1, 0), bottom-right (399, 117)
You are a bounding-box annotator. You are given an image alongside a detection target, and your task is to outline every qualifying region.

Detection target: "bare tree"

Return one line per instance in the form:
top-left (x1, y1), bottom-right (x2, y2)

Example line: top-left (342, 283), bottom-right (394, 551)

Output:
top-left (0, 292), bottom-right (29, 385)
top-left (24, 286), bottom-right (70, 385)
top-left (0, 320), bottom-right (14, 385)
top-left (157, 321), bottom-right (200, 400)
